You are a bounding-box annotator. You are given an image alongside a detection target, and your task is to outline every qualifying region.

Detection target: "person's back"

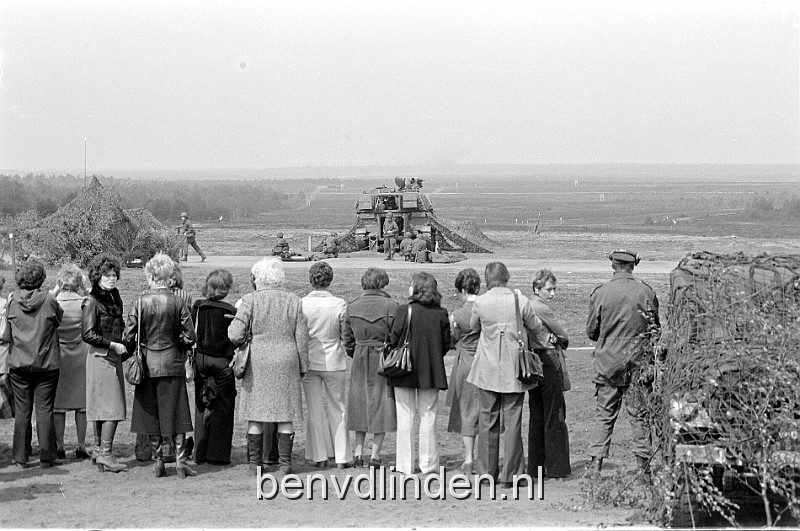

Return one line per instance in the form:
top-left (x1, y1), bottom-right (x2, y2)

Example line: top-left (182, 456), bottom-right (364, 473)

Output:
top-left (7, 287), bottom-right (63, 371)
top-left (301, 290), bottom-right (347, 372)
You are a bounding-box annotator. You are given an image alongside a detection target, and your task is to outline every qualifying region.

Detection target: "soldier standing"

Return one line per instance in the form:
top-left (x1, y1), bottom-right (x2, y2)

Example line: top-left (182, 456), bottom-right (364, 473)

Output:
top-left (382, 214), bottom-right (399, 261)
top-left (585, 250), bottom-right (659, 477)
top-left (179, 212), bottom-right (206, 262)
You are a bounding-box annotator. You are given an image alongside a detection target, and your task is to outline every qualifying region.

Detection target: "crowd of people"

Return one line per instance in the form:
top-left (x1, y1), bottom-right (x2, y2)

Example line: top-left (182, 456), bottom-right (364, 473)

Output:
top-left (0, 248), bottom-right (659, 486)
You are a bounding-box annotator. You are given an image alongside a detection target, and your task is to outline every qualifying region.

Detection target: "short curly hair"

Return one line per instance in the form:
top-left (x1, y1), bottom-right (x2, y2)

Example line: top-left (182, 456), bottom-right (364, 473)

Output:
top-left (57, 263), bottom-right (87, 293)
top-left (454, 268), bottom-right (481, 295)
top-left (361, 268), bottom-right (389, 290)
top-left (16, 259), bottom-right (46, 290)
top-left (145, 252), bottom-right (174, 284)
top-left (87, 254), bottom-right (121, 291)
top-left (251, 257), bottom-right (285, 289)
top-left (410, 271), bottom-right (441, 306)
top-left (531, 268), bottom-right (557, 293)
top-left (202, 269), bottom-right (233, 301)
top-left (309, 261), bottom-right (334, 289)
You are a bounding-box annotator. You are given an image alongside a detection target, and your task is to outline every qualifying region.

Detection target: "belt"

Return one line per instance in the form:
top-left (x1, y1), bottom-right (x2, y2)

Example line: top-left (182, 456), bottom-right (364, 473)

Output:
top-left (355, 340), bottom-right (385, 347)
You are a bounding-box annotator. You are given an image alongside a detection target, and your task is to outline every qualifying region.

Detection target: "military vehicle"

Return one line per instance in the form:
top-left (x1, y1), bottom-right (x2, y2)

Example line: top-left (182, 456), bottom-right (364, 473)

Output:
top-left (316, 177), bottom-right (494, 254)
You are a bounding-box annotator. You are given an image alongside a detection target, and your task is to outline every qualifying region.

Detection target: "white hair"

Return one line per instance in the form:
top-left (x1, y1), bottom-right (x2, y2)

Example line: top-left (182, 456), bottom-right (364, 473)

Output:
top-left (251, 256), bottom-right (285, 289)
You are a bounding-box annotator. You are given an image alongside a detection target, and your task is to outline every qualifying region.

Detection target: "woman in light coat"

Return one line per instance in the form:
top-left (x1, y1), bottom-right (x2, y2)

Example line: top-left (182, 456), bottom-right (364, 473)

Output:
top-left (229, 257), bottom-right (309, 478)
top-left (467, 262), bottom-right (544, 487)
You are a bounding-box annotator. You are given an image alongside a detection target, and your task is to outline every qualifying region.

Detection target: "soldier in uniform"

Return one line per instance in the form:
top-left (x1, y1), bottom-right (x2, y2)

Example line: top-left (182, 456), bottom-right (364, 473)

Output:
top-left (382, 214), bottom-right (399, 261)
top-left (323, 232), bottom-right (339, 259)
top-left (272, 233), bottom-right (290, 258)
top-left (179, 212), bottom-right (207, 263)
top-left (585, 250), bottom-right (660, 477)
top-left (411, 232), bottom-right (429, 263)
top-left (399, 232), bottom-right (414, 261)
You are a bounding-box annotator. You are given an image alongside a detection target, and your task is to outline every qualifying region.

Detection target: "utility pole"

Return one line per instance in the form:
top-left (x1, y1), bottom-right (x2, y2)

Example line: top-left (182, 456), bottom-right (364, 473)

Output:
top-left (84, 138), bottom-right (87, 187)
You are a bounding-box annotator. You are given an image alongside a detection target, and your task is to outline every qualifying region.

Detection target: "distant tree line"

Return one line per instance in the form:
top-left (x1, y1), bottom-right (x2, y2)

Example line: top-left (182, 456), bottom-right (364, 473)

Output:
top-left (0, 173), bottom-right (310, 222)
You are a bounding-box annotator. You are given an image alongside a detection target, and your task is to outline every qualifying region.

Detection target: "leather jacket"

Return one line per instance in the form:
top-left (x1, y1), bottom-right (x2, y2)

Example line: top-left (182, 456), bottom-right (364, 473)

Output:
top-left (123, 287), bottom-right (196, 378)
top-left (82, 288), bottom-right (124, 351)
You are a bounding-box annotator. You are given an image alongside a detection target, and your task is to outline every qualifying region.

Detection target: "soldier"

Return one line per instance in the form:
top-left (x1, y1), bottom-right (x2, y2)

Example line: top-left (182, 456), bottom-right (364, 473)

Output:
top-left (399, 232), bottom-right (414, 261)
top-left (585, 250), bottom-right (660, 478)
top-left (382, 214), bottom-right (399, 261)
top-left (411, 232), bottom-right (429, 263)
top-left (272, 232), bottom-right (290, 258)
top-left (178, 212), bottom-right (206, 263)
top-left (324, 232), bottom-right (339, 259)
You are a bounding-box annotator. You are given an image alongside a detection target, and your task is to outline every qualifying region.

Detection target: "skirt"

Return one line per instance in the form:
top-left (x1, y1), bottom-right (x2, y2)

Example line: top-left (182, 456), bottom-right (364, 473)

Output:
top-left (131, 375), bottom-right (193, 436)
top-left (54, 341), bottom-right (87, 411)
top-left (86, 347), bottom-right (126, 422)
top-left (446, 349), bottom-right (479, 436)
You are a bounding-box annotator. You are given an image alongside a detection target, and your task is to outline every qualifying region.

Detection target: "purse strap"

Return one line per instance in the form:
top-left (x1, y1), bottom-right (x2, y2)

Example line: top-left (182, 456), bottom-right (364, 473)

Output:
top-left (513, 290), bottom-right (527, 353)
top-left (401, 305), bottom-right (412, 346)
top-left (136, 295), bottom-right (142, 358)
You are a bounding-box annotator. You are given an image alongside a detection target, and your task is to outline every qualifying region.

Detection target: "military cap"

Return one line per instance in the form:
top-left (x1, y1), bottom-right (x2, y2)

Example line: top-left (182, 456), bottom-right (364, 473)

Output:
top-left (331, 231), bottom-right (337, 237)
top-left (608, 249), bottom-right (640, 265)
top-left (276, 232), bottom-right (284, 238)
top-left (180, 212), bottom-right (188, 218)
top-left (404, 232), bottom-right (412, 238)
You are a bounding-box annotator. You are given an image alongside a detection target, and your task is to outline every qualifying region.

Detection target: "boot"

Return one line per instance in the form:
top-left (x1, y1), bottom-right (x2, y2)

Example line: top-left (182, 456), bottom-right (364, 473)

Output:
top-left (275, 432), bottom-right (294, 481)
top-left (91, 429), bottom-right (101, 464)
top-left (175, 433), bottom-right (198, 479)
top-left (247, 433), bottom-right (264, 476)
top-left (96, 440), bottom-right (128, 473)
top-left (584, 456), bottom-right (603, 478)
top-left (150, 435), bottom-right (166, 478)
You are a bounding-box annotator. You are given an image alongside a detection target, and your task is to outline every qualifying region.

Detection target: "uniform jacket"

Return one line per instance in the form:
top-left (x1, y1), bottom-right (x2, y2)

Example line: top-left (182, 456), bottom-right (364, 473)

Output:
top-left (467, 287), bottom-right (543, 393)
top-left (586, 271), bottom-right (660, 385)
top-left (383, 219), bottom-right (399, 239)
top-left (399, 237), bottom-right (414, 256)
top-left (82, 288), bottom-right (124, 352)
top-left (301, 290), bottom-right (348, 371)
top-left (6, 288), bottom-right (63, 371)
top-left (181, 218), bottom-right (197, 242)
top-left (386, 301), bottom-right (450, 390)
top-left (324, 236), bottom-right (339, 254)
top-left (123, 287), bottom-right (196, 378)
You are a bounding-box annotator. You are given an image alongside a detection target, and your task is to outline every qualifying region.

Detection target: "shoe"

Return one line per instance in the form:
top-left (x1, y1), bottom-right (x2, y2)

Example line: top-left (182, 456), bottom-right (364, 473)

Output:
top-left (14, 461), bottom-right (28, 470)
top-left (313, 460), bottom-right (328, 468)
top-left (200, 256), bottom-right (207, 263)
top-left (584, 457), bottom-right (603, 479)
top-left (247, 433), bottom-right (264, 476)
top-left (175, 433), bottom-right (198, 479)
top-left (499, 482), bottom-right (513, 489)
top-left (57, 449), bottom-right (66, 460)
top-left (336, 462), bottom-right (354, 470)
top-left (150, 436), bottom-right (167, 478)
top-left (276, 432), bottom-right (294, 476)
top-left (186, 436), bottom-right (194, 459)
top-left (154, 460), bottom-right (167, 478)
top-left (40, 459), bottom-right (65, 469)
top-left (75, 448), bottom-right (90, 460)
top-left (368, 458), bottom-right (383, 468)
top-left (460, 461), bottom-right (474, 476)
top-left (96, 440), bottom-right (128, 473)
top-left (353, 455), bottom-right (364, 468)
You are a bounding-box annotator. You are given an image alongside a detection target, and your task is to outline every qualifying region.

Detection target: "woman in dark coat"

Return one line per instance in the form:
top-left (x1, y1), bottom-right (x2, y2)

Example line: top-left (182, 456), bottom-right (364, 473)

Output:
top-left (342, 268), bottom-right (398, 467)
top-left (387, 271), bottom-right (450, 475)
top-left (82, 255), bottom-right (129, 472)
top-left (527, 269), bottom-right (571, 478)
top-left (124, 253), bottom-right (196, 479)
top-left (445, 268), bottom-right (481, 476)
top-left (191, 269), bottom-right (237, 465)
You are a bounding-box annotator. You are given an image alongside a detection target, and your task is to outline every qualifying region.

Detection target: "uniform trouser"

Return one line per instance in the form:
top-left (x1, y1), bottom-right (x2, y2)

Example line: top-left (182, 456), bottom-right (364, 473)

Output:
top-left (302, 370), bottom-right (351, 464)
top-left (588, 383), bottom-right (651, 459)
top-left (394, 387), bottom-right (439, 474)
top-left (527, 351), bottom-right (571, 477)
top-left (476, 389), bottom-right (525, 483)
top-left (181, 239), bottom-right (205, 259)
top-left (9, 369), bottom-right (59, 464)
top-left (384, 238), bottom-right (394, 258)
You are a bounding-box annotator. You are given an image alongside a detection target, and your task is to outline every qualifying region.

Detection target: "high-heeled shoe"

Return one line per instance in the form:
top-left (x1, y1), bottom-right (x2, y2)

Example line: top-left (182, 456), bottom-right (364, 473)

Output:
top-left (75, 448), bottom-right (90, 460)
top-left (352, 455), bottom-right (364, 468)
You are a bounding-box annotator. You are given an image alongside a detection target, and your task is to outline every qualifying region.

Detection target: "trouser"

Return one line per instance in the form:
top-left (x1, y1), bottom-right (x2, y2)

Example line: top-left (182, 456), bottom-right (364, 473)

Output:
top-left (181, 239), bottom-right (205, 260)
top-left (476, 389), bottom-right (525, 483)
top-left (527, 351), bottom-right (571, 477)
top-left (394, 387), bottom-right (440, 475)
top-left (588, 383), bottom-right (651, 459)
top-left (384, 238), bottom-right (394, 258)
top-left (9, 369), bottom-right (60, 464)
top-left (302, 370), bottom-right (351, 464)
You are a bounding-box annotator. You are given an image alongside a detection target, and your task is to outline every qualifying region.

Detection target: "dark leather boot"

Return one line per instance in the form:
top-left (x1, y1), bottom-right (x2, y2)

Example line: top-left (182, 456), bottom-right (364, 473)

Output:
top-left (247, 433), bottom-right (264, 476)
top-left (584, 456), bottom-right (603, 478)
top-left (276, 432), bottom-right (294, 480)
top-left (96, 439), bottom-right (127, 473)
top-left (91, 428), bottom-right (101, 464)
top-left (150, 435), bottom-right (166, 478)
top-left (175, 433), bottom-right (198, 479)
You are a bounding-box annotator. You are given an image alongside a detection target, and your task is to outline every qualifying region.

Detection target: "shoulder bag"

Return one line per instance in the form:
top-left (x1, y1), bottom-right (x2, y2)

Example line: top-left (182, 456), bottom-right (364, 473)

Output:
top-left (0, 294), bottom-right (13, 344)
top-left (232, 299), bottom-right (254, 380)
top-left (378, 305), bottom-right (413, 378)
top-left (123, 296), bottom-right (144, 385)
top-left (514, 291), bottom-right (544, 386)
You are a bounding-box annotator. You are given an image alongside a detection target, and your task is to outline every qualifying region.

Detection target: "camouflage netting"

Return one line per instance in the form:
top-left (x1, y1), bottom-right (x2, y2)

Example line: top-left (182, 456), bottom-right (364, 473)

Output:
top-left (14, 177), bottom-right (181, 266)
top-left (638, 252), bottom-right (800, 526)
top-left (428, 215), bottom-right (496, 253)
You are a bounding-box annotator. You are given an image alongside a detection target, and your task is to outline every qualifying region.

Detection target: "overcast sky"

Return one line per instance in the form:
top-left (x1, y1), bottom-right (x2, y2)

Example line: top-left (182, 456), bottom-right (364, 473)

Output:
top-left (0, 0), bottom-right (798, 172)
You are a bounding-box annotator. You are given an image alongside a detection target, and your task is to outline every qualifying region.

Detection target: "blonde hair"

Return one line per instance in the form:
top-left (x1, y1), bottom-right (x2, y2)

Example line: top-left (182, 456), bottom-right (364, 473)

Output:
top-left (145, 252), bottom-right (175, 283)
top-left (57, 263), bottom-right (87, 293)
top-left (251, 257), bottom-right (285, 289)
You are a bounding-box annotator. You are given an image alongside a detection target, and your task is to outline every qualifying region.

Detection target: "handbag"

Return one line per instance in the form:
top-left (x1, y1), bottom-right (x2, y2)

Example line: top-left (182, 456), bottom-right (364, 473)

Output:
top-left (559, 349), bottom-right (572, 391)
top-left (123, 296), bottom-right (144, 385)
top-left (232, 300), bottom-right (254, 380)
top-left (0, 294), bottom-right (12, 344)
top-left (378, 305), bottom-right (413, 378)
top-left (514, 290), bottom-right (544, 386)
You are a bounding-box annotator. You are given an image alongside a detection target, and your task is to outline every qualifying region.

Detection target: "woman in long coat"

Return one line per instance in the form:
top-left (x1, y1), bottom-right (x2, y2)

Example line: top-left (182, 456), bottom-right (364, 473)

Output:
top-left (467, 262), bottom-right (544, 487)
top-left (386, 271), bottom-right (450, 475)
top-left (445, 268), bottom-right (481, 475)
top-left (342, 268), bottom-right (398, 467)
top-left (527, 268), bottom-right (571, 478)
top-left (82, 254), bottom-right (129, 472)
top-left (228, 257), bottom-right (309, 477)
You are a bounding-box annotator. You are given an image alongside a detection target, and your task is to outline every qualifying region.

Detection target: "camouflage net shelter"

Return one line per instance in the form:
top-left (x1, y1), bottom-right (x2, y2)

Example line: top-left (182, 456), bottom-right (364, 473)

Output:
top-left (15, 177), bottom-right (181, 266)
top-left (638, 252), bottom-right (800, 526)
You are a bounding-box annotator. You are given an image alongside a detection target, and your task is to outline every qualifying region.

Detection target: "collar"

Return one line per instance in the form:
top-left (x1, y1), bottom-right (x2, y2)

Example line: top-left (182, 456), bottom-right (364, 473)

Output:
top-left (306, 290), bottom-right (334, 297)
top-left (363, 289), bottom-right (390, 298)
top-left (466, 294), bottom-right (477, 302)
top-left (611, 272), bottom-right (636, 280)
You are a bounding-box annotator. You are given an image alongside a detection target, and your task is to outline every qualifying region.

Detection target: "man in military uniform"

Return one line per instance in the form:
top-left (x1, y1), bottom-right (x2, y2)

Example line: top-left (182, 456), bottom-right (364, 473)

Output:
top-left (410, 232), bottom-right (429, 263)
top-left (323, 232), bottom-right (339, 258)
top-left (272, 232), bottom-right (290, 258)
top-left (585, 249), bottom-right (659, 477)
top-left (382, 214), bottom-right (399, 261)
top-left (399, 232), bottom-right (414, 261)
top-left (179, 212), bottom-right (206, 262)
